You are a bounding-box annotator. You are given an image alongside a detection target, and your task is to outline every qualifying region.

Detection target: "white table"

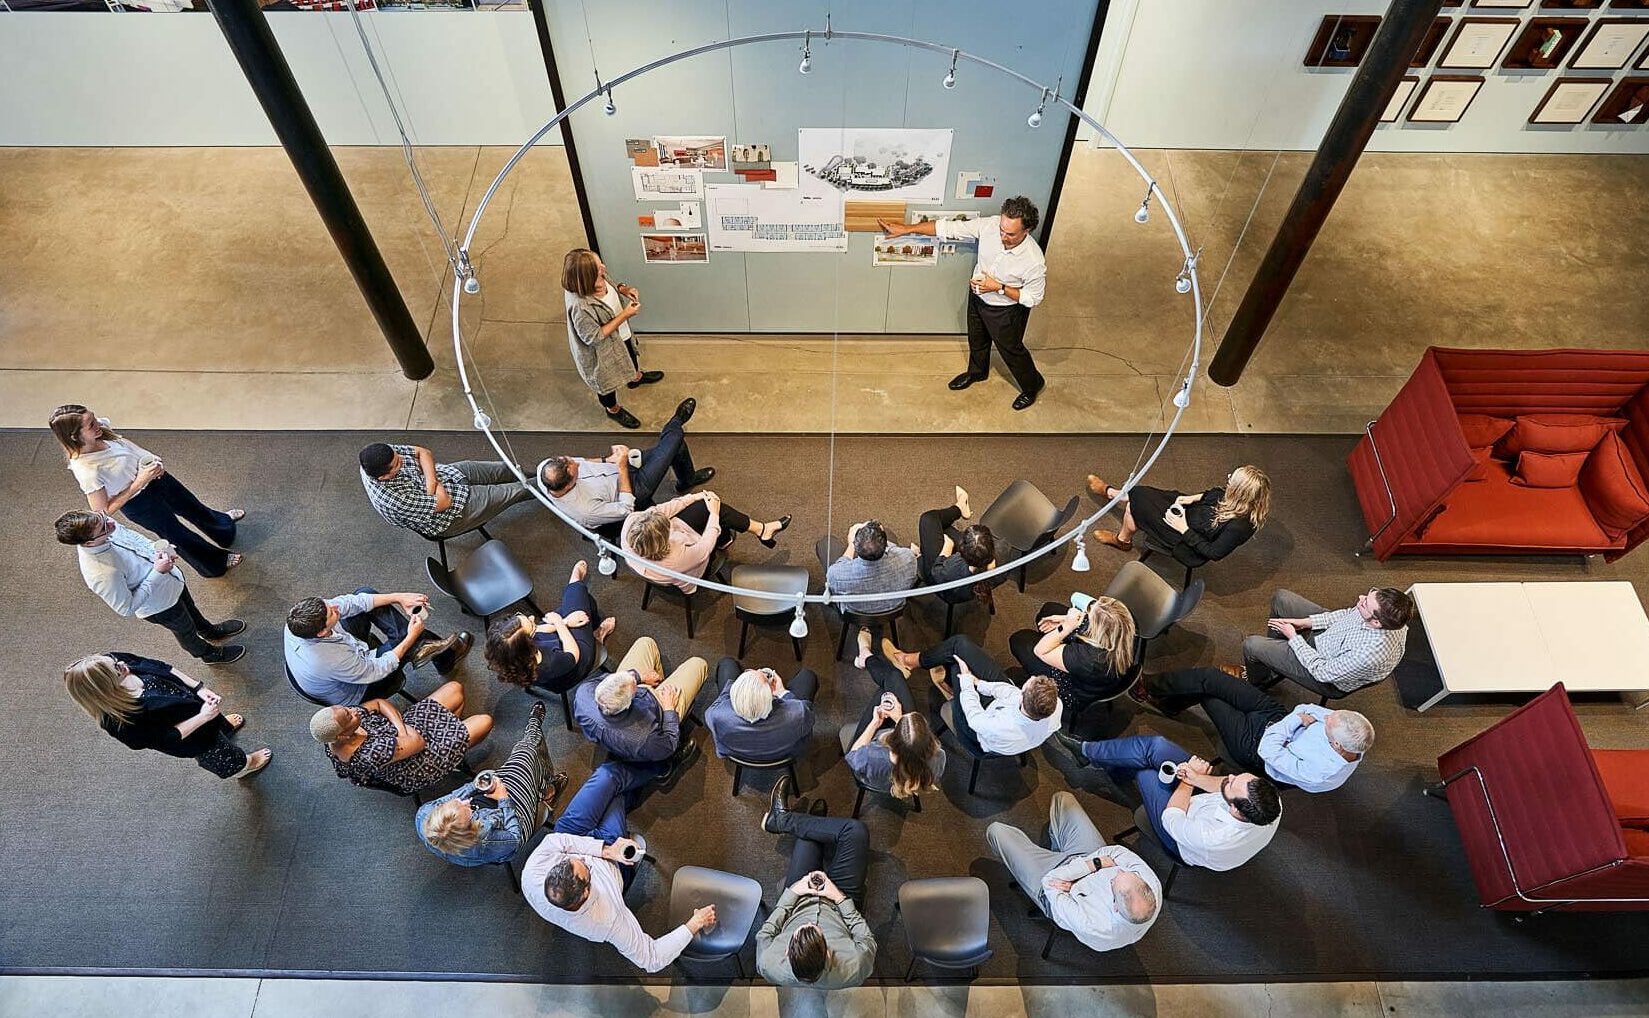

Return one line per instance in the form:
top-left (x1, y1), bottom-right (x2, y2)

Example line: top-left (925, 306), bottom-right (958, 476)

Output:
top-left (1406, 581), bottom-right (1649, 711)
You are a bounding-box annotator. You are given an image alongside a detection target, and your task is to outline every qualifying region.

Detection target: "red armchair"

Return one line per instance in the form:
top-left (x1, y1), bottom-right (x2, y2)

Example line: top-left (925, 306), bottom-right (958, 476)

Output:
top-left (1428, 684), bottom-right (1649, 914)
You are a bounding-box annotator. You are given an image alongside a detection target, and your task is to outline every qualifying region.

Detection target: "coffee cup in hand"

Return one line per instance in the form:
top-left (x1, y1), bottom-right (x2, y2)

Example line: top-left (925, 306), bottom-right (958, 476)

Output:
top-left (1158, 761), bottom-right (1179, 785)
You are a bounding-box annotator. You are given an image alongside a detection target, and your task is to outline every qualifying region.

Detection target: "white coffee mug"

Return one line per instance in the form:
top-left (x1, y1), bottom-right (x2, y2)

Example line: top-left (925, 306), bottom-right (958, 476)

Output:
top-left (1157, 761), bottom-right (1179, 785)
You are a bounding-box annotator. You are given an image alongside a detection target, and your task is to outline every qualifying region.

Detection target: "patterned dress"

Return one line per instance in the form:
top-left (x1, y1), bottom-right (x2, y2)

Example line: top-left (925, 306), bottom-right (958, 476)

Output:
top-left (328, 700), bottom-right (469, 794)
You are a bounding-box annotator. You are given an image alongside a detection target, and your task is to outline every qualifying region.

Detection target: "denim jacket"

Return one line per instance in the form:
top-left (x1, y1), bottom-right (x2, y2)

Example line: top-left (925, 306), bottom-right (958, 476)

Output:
top-left (414, 782), bottom-right (524, 866)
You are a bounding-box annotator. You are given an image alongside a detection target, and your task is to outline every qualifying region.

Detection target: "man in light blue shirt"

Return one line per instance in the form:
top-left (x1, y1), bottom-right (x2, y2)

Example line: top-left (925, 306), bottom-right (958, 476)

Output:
top-left (284, 587), bottom-right (470, 705)
top-left (1135, 667), bottom-right (1371, 793)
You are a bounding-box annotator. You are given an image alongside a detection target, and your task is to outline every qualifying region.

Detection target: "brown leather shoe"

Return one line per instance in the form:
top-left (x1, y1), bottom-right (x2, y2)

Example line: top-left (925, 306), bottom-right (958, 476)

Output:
top-left (1085, 474), bottom-right (1111, 502)
top-left (1218, 663), bottom-right (1247, 682)
top-left (1093, 529), bottom-right (1134, 552)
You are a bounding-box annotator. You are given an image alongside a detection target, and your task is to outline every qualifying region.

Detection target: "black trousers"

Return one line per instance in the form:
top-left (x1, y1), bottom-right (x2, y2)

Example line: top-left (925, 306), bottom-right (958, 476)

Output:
top-left (965, 293), bottom-right (1044, 395)
top-left (777, 813), bottom-right (871, 904)
top-left (857, 656), bottom-right (916, 733)
top-left (145, 587), bottom-right (220, 660)
top-left (190, 718), bottom-right (249, 778)
top-left (1147, 666), bottom-right (1286, 774)
top-left (673, 497), bottom-right (752, 544)
top-left (122, 473), bottom-right (236, 577)
top-left (339, 586), bottom-right (459, 693)
top-left (917, 634), bottom-right (1012, 758)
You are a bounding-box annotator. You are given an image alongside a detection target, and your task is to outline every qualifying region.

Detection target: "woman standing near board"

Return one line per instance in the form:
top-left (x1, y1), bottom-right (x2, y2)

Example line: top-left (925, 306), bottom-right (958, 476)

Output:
top-left (562, 248), bottom-right (664, 430)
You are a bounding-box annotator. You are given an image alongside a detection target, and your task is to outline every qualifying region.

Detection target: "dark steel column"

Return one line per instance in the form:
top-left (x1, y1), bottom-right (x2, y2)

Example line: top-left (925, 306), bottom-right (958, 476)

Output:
top-left (528, 0), bottom-right (600, 253)
top-left (211, 0), bottom-right (432, 380)
top-left (1209, 0), bottom-right (1445, 386)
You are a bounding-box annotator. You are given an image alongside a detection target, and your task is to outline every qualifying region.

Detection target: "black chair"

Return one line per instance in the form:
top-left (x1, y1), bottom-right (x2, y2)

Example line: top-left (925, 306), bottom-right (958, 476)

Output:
top-left (895, 876), bottom-right (992, 980)
top-left (1103, 560), bottom-right (1205, 657)
top-left (838, 721), bottom-right (922, 818)
top-left (667, 865), bottom-right (766, 979)
top-left (423, 523), bottom-right (493, 573)
top-left (939, 588), bottom-right (995, 639)
top-left (285, 663), bottom-right (413, 706)
top-left (1135, 532), bottom-right (1197, 588)
top-left (426, 538), bottom-right (540, 620)
top-left (727, 753), bottom-right (800, 798)
top-left (1008, 876), bottom-right (1072, 962)
top-left (730, 563), bottom-right (809, 662)
top-left (524, 683), bottom-right (580, 733)
top-left (1114, 804), bottom-right (1182, 898)
top-left (638, 551), bottom-right (726, 640)
top-left (935, 700), bottom-right (1029, 797)
top-left (816, 535), bottom-right (905, 659)
top-left (979, 481), bottom-right (1081, 593)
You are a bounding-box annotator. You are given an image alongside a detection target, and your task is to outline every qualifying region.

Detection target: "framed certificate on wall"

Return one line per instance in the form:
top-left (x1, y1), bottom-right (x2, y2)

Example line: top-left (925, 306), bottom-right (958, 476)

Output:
top-left (1440, 19), bottom-right (1520, 68)
top-left (1569, 19), bottom-right (1649, 68)
top-left (1408, 75), bottom-right (1486, 122)
top-left (1529, 78), bottom-right (1611, 122)
top-left (1383, 76), bottom-right (1422, 122)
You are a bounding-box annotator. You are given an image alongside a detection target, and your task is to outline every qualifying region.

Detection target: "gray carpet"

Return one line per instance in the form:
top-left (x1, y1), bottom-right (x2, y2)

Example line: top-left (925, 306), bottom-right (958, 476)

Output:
top-left (2, 428), bottom-right (1647, 984)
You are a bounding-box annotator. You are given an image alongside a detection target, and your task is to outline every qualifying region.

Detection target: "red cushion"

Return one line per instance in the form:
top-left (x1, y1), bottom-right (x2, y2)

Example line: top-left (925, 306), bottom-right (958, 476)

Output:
top-left (1623, 827), bottom-right (1649, 859)
top-left (1416, 459), bottom-right (1618, 551)
top-left (1591, 749), bottom-right (1649, 824)
top-left (1580, 432), bottom-right (1649, 538)
top-left (1512, 450), bottom-right (1589, 488)
top-left (1465, 446), bottom-right (1494, 482)
top-left (1499, 414), bottom-right (1628, 457)
top-left (1459, 414), bottom-right (1516, 450)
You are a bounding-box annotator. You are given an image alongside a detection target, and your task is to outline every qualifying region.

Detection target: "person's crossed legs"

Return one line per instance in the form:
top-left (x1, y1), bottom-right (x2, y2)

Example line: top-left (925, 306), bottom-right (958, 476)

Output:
top-left (1079, 734), bottom-right (1192, 861)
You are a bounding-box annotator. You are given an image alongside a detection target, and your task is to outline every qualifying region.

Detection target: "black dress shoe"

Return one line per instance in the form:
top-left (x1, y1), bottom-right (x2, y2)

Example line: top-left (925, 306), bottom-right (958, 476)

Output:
top-left (205, 619), bottom-right (247, 641)
top-left (672, 397), bottom-right (697, 425)
top-left (1012, 385), bottom-right (1044, 411)
top-left (606, 406), bottom-right (642, 430)
top-left (627, 370), bottom-right (666, 389)
top-left (763, 773), bottom-right (796, 833)
top-left (202, 645), bottom-right (247, 665)
top-left (674, 466), bottom-right (715, 493)
top-left (758, 514), bottom-right (792, 549)
top-left (949, 372), bottom-right (986, 391)
top-left (1054, 731), bottom-right (1090, 766)
top-left (656, 740), bottom-right (700, 791)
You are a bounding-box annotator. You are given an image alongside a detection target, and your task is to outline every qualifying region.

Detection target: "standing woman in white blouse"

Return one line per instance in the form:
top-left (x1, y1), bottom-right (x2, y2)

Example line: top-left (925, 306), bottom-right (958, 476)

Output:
top-left (48, 404), bottom-right (246, 577)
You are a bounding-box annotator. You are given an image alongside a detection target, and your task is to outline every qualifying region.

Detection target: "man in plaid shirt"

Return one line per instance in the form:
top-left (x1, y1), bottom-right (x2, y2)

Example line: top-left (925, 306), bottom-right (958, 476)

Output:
top-left (359, 443), bottom-right (535, 540)
top-left (1227, 587), bottom-right (1413, 699)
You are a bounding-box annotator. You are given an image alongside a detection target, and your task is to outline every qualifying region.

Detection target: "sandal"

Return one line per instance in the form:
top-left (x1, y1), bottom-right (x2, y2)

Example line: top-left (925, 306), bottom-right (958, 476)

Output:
top-left (225, 713), bottom-right (246, 733)
top-left (234, 748), bottom-right (272, 780)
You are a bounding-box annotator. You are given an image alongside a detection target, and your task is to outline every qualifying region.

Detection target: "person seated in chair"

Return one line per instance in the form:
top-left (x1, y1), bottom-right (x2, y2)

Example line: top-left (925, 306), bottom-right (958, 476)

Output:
top-left (1086, 464), bottom-right (1269, 563)
top-left (755, 776), bottom-right (876, 989)
top-left (416, 701), bottom-right (570, 866)
top-left (1009, 596), bottom-right (1137, 721)
top-left (522, 759), bottom-right (717, 972)
top-left (826, 519), bottom-right (918, 666)
top-left (358, 441), bottom-right (535, 541)
top-left (1228, 587), bottom-right (1413, 698)
top-left (534, 398), bottom-right (714, 530)
top-left (844, 650), bottom-right (946, 800)
top-left (310, 681), bottom-right (492, 796)
top-left (913, 486), bottom-right (999, 610)
top-left (1058, 731), bottom-right (1281, 871)
top-left (705, 657), bottom-right (817, 764)
top-left (988, 791), bottom-right (1161, 953)
top-left (484, 560), bottom-right (616, 695)
top-left (1135, 667), bottom-right (1372, 793)
top-left (573, 637), bottom-right (708, 770)
top-left (284, 589), bottom-right (471, 706)
top-left (885, 634), bottom-right (1061, 757)
top-left (621, 490), bottom-right (791, 594)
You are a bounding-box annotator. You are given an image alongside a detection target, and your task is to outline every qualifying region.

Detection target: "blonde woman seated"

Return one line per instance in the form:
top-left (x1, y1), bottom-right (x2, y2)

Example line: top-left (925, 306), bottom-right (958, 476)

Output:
top-left (620, 491), bottom-right (791, 593)
top-left (310, 681), bottom-right (492, 796)
top-left (1009, 596), bottom-right (1137, 720)
top-left (842, 652), bottom-right (945, 800)
top-left (1087, 465), bottom-right (1271, 567)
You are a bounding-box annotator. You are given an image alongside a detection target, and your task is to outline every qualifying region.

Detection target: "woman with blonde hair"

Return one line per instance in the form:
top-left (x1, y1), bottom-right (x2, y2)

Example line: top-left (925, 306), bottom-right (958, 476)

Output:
top-left (620, 490), bottom-right (791, 593)
top-left (1087, 464), bottom-right (1270, 566)
top-left (563, 247), bottom-right (662, 429)
top-left (1010, 596), bottom-right (1138, 720)
top-left (48, 404), bottom-right (245, 576)
top-left (844, 654), bottom-right (946, 801)
top-left (64, 652), bottom-right (270, 779)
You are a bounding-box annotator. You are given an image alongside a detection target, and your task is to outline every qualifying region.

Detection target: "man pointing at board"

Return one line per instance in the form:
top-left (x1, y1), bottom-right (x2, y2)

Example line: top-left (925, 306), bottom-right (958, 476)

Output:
top-left (879, 195), bottom-right (1048, 410)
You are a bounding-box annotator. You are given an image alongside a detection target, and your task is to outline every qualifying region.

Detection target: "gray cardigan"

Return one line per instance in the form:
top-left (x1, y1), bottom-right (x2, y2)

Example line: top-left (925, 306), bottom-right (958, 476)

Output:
top-left (564, 287), bottom-right (638, 397)
top-left (755, 889), bottom-right (876, 989)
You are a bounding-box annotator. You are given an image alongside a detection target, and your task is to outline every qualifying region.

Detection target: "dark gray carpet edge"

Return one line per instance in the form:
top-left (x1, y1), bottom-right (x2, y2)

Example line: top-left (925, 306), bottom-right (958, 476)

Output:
top-left (2, 429), bottom-right (1647, 986)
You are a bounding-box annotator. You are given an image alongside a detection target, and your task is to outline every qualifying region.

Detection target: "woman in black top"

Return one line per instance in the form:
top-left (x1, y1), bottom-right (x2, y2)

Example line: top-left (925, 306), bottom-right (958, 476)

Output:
top-left (64, 652), bottom-right (271, 779)
top-left (1009, 597), bottom-right (1137, 720)
top-left (914, 486), bottom-right (998, 606)
top-left (484, 560), bottom-right (616, 693)
top-left (1087, 464), bottom-right (1270, 567)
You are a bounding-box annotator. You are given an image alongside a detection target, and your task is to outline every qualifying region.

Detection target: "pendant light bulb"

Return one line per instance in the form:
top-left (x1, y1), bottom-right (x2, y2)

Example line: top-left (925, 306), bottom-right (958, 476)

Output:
top-left (943, 50), bottom-right (958, 90)
top-left (597, 549), bottom-right (618, 576)
top-left (788, 600), bottom-right (808, 638)
top-left (799, 32), bottom-right (812, 75)
top-left (1072, 536), bottom-right (1091, 573)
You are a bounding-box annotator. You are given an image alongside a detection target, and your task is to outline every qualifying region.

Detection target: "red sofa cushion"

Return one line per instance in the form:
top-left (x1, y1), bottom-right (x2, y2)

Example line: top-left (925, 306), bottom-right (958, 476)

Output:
top-left (1512, 450), bottom-right (1589, 488)
top-left (1591, 749), bottom-right (1649, 824)
top-left (1459, 414), bottom-right (1516, 450)
top-left (1499, 414), bottom-right (1628, 457)
top-left (1465, 446), bottom-right (1494, 482)
top-left (1624, 828), bottom-right (1649, 858)
top-left (1581, 432), bottom-right (1649, 538)
top-left (1416, 459), bottom-right (1617, 552)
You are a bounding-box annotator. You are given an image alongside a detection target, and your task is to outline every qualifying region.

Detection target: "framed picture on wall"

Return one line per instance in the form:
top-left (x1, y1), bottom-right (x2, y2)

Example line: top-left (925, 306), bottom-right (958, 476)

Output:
top-left (1413, 19), bottom-right (1452, 67)
top-left (1474, 0), bottom-right (1533, 7)
top-left (1383, 76), bottom-right (1422, 121)
top-left (1529, 77), bottom-right (1612, 121)
top-left (1608, 0), bottom-right (1649, 9)
top-left (1503, 18), bottom-right (1590, 67)
top-left (1408, 75), bottom-right (1486, 122)
top-left (1440, 19), bottom-right (1520, 68)
top-left (1569, 19), bottom-right (1649, 67)
top-left (1304, 15), bottom-right (1382, 67)
top-left (1540, 1), bottom-right (1604, 9)
top-left (1592, 76), bottom-right (1649, 122)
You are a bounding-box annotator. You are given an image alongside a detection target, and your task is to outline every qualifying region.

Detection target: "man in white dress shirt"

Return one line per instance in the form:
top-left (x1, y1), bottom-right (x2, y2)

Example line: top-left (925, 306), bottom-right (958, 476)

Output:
top-left (56, 509), bottom-right (246, 663)
top-left (879, 196), bottom-right (1049, 410)
top-left (889, 633), bottom-right (1061, 757)
top-left (988, 792), bottom-right (1161, 953)
top-left (537, 398), bottom-right (713, 531)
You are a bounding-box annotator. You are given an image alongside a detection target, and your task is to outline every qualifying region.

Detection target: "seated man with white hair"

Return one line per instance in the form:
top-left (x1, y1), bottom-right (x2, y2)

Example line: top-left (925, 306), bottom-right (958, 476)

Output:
top-left (573, 637), bottom-right (708, 771)
top-left (1134, 666), bottom-right (1371, 793)
top-left (988, 791), bottom-right (1161, 953)
top-left (705, 657), bottom-right (817, 764)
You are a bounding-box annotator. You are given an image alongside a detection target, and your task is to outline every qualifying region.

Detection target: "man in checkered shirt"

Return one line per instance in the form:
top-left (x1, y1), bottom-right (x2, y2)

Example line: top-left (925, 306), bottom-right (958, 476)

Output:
top-left (359, 443), bottom-right (535, 540)
top-left (1226, 587), bottom-right (1413, 700)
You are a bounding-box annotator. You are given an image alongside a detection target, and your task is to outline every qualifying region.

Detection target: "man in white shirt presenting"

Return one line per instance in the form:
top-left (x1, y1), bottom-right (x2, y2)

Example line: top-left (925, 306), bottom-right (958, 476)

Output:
top-left (1060, 732), bottom-right (1281, 871)
top-left (879, 196), bottom-right (1049, 410)
top-left (988, 791), bottom-right (1161, 953)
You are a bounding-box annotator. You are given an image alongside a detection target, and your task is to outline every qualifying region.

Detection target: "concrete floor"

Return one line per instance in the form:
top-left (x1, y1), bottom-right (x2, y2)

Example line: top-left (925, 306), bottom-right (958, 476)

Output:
top-left (2, 146), bottom-right (1645, 433)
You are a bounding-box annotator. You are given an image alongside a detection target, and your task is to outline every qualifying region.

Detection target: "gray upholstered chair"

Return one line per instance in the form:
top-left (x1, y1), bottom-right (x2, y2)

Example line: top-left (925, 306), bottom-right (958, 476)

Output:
top-left (667, 865), bottom-right (765, 978)
top-left (895, 876), bottom-right (992, 980)
top-left (425, 537), bottom-right (540, 620)
top-left (1103, 560), bottom-right (1204, 657)
top-left (978, 480), bottom-right (1080, 592)
top-left (730, 563), bottom-right (809, 661)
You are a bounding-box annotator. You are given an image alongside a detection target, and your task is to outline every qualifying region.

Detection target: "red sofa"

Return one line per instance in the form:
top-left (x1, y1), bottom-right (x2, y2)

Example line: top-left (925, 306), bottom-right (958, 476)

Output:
top-left (1349, 347), bottom-right (1649, 560)
top-left (1432, 684), bottom-right (1649, 913)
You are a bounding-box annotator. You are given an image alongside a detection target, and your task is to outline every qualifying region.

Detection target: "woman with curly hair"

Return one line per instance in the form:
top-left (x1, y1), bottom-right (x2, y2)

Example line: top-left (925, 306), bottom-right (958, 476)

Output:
top-left (485, 560), bottom-right (615, 693)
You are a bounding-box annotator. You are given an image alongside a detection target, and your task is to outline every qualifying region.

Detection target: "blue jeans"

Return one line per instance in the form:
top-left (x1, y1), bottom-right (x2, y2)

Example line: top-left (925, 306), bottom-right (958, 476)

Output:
top-left (554, 760), bottom-right (666, 888)
top-left (1081, 734), bottom-right (1193, 863)
top-left (633, 417), bottom-right (696, 507)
